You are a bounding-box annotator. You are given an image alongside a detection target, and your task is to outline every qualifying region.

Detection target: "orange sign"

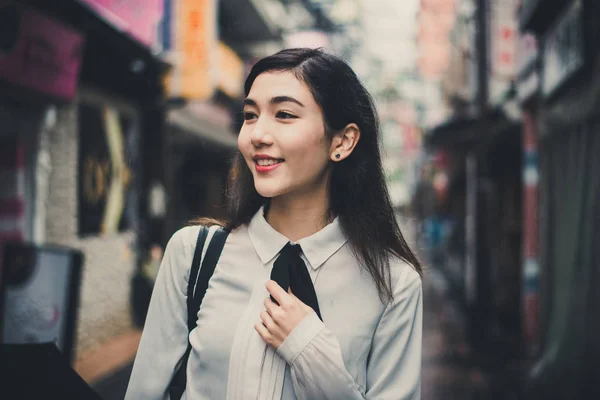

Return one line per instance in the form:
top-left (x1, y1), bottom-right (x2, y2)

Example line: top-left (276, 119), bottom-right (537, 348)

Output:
top-left (165, 0), bottom-right (218, 100)
top-left (217, 42), bottom-right (244, 99)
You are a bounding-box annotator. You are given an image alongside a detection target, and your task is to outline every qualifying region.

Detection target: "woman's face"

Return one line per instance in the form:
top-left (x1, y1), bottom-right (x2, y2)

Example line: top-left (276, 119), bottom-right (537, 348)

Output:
top-left (238, 71), bottom-right (332, 199)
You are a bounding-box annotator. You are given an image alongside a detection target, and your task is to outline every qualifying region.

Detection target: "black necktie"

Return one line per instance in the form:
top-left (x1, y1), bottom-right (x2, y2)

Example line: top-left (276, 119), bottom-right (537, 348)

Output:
top-left (270, 242), bottom-right (322, 321)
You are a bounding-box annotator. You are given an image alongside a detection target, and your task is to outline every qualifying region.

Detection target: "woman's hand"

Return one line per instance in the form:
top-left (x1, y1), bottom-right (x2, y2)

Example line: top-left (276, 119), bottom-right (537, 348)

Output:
top-left (255, 280), bottom-right (314, 349)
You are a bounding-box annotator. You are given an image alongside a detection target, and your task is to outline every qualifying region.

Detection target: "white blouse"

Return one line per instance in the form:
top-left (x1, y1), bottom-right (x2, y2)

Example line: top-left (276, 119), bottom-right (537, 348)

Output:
top-left (125, 208), bottom-right (422, 400)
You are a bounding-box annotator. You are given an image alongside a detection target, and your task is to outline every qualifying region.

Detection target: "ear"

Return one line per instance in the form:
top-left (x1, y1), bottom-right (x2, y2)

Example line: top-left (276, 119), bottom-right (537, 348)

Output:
top-left (329, 123), bottom-right (360, 162)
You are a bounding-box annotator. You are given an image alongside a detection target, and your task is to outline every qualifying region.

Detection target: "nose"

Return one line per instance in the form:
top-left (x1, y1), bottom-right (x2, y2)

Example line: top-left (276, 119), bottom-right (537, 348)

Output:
top-left (249, 117), bottom-right (274, 147)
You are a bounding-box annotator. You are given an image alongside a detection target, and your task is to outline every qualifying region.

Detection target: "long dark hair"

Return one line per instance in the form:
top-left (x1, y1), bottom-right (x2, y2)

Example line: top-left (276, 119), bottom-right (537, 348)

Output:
top-left (216, 48), bottom-right (422, 302)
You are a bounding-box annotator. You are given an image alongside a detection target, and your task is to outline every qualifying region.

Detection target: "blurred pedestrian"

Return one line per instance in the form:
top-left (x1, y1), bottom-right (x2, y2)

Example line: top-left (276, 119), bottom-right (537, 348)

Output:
top-left (126, 48), bottom-right (423, 400)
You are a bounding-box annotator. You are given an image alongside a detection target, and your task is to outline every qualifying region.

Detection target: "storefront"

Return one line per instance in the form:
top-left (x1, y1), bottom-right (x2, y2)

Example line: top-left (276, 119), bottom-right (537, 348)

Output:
top-left (521, 0), bottom-right (600, 398)
top-left (1, 0), bottom-right (166, 360)
top-left (0, 4), bottom-right (84, 246)
top-left (425, 107), bottom-right (522, 351)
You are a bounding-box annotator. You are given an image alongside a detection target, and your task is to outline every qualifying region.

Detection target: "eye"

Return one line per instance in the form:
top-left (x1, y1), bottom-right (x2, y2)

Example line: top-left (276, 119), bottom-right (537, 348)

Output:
top-left (276, 111), bottom-right (297, 120)
top-left (243, 111), bottom-right (257, 121)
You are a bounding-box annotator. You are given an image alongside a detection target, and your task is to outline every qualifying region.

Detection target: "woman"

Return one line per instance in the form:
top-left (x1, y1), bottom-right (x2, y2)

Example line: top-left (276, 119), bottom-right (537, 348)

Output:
top-left (126, 48), bottom-right (423, 400)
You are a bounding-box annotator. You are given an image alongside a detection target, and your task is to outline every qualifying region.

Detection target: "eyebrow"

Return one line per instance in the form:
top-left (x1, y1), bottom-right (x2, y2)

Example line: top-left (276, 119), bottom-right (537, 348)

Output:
top-left (243, 96), bottom-right (305, 108)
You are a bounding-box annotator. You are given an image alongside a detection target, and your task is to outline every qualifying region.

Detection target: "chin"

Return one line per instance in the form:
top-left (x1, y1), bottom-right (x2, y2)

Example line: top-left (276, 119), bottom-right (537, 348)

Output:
top-left (253, 176), bottom-right (294, 199)
top-left (254, 183), bottom-right (286, 199)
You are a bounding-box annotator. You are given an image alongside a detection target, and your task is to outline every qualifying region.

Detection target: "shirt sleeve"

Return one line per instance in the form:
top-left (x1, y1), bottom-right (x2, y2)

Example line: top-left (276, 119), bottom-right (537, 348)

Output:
top-left (276, 266), bottom-right (423, 400)
top-left (124, 227), bottom-right (196, 400)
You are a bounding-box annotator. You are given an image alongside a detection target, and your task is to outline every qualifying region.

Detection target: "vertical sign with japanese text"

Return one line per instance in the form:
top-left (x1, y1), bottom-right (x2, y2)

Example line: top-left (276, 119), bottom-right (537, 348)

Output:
top-left (164, 0), bottom-right (218, 100)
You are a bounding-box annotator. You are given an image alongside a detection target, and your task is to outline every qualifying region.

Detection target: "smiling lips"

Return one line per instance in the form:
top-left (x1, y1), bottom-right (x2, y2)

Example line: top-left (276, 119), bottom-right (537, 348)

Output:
top-left (253, 155), bottom-right (284, 173)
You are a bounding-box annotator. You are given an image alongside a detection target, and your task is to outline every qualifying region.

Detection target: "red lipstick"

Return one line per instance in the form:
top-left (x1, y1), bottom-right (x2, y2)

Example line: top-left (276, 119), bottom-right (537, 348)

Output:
top-left (253, 154), bottom-right (284, 173)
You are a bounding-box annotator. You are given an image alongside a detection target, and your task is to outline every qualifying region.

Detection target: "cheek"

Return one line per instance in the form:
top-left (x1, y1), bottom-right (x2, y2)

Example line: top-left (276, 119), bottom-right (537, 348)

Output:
top-left (237, 129), bottom-right (253, 161)
top-left (237, 128), bottom-right (248, 152)
top-left (289, 137), bottom-right (330, 173)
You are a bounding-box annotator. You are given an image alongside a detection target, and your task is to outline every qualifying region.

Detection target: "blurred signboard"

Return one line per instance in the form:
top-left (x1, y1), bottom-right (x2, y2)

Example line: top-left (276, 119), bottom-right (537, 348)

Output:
top-left (0, 7), bottom-right (85, 101)
top-left (490, 0), bottom-right (518, 79)
top-left (489, 0), bottom-right (518, 105)
top-left (164, 0), bottom-right (219, 100)
top-left (217, 42), bottom-right (244, 99)
top-left (1, 242), bottom-right (83, 362)
top-left (541, 0), bottom-right (584, 97)
top-left (77, 0), bottom-right (163, 48)
top-left (417, 0), bottom-right (457, 80)
top-left (78, 99), bottom-right (138, 236)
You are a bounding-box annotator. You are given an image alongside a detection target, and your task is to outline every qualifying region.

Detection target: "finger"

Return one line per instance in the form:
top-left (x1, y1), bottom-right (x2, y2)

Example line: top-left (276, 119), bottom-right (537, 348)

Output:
top-left (266, 280), bottom-right (292, 307)
top-left (287, 290), bottom-right (304, 308)
top-left (287, 290), bottom-right (311, 311)
top-left (288, 289), bottom-right (299, 301)
top-left (264, 296), bottom-right (278, 315)
top-left (254, 322), bottom-right (272, 344)
top-left (260, 310), bottom-right (275, 330)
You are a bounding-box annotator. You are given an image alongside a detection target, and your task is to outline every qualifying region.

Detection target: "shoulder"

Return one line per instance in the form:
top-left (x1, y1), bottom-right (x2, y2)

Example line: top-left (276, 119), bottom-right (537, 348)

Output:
top-left (166, 224), bottom-right (238, 259)
top-left (162, 226), bottom-right (205, 269)
top-left (388, 255), bottom-right (423, 300)
top-left (167, 225), bottom-right (204, 253)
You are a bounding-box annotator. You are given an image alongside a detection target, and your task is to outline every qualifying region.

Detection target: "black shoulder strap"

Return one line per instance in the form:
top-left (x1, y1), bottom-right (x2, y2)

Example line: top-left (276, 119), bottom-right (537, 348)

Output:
top-left (169, 226), bottom-right (229, 400)
top-left (187, 227), bottom-right (229, 330)
top-left (186, 226), bottom-right (209, 331)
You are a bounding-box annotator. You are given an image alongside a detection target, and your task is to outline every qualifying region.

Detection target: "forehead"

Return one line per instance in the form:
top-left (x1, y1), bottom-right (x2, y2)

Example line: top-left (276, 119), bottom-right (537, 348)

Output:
top-left (247, 71), bottom-right (313, 104)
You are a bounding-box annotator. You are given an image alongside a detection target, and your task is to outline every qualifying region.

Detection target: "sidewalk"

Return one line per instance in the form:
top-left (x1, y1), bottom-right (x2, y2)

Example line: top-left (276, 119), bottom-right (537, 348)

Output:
top-left (74, 330), bottom-right (140, 400)
top-left (421, 267), bottom-right (491, 399)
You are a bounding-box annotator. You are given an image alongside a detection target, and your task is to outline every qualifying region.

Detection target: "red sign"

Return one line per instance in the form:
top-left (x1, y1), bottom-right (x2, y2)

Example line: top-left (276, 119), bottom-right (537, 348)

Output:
top-left (78, 0), bottom-right (163, 47)
top-left (490, 0), bottom-right (518, 78)
top-left (0, 8), bottom-right (85, 101)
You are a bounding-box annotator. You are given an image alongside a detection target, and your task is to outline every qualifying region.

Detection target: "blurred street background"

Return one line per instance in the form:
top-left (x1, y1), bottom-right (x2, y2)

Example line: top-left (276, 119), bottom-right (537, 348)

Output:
top-left (1, 0), bottom-right (599, 399)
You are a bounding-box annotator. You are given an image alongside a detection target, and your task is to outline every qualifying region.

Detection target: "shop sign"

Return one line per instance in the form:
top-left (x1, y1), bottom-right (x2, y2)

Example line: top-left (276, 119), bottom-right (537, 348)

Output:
top-left (488, 0), bottom-right (519, 105)
top-left (217, 42), bottom-right (244, 99)
top-left (541, 0), bottom-right (584, 97)
top-left (164, 0), bottom-right (219, 100)
top-left (78, 101), bottom-right (137, 236)
top-left (0, 8), bottom-right (85, 101)
top-left (77, 0), bottom-right (163, 48)
top-left (490, 0), bottom-right (518, 79)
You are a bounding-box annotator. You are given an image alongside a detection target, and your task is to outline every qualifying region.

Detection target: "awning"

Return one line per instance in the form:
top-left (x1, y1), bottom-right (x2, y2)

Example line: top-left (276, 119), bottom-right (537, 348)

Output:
top-left (167, 105), bottom-right (238, 152)
top-left (27, 0), bottom-right (170, 102)
top-left (220, 0), bottom-right (281, 47)
top-left (424, 108), bottom-right (516, 150)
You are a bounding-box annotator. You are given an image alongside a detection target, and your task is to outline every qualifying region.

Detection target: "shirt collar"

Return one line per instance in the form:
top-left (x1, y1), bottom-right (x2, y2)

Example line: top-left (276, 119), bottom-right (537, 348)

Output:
top-left (247, 206), bottom-right (349, 270)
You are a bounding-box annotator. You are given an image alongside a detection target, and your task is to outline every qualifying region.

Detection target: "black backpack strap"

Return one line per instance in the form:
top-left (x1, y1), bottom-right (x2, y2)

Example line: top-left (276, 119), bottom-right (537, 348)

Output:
top-left (168, 226), bottom-right (229, 400)
top-left (187, 227), bottom-right (229, 325)
top-left (187, 226), bottom-right (209, 331)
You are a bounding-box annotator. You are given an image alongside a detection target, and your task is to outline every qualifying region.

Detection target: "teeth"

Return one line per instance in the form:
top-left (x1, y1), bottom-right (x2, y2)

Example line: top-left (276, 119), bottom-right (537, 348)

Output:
top-left (256, 159), bottom-right (281, 166)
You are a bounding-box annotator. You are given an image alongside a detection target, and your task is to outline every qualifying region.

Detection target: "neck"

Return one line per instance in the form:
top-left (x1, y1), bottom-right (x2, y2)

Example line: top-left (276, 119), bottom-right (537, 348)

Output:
top-left (266, 184), bottom-right (332, 242)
